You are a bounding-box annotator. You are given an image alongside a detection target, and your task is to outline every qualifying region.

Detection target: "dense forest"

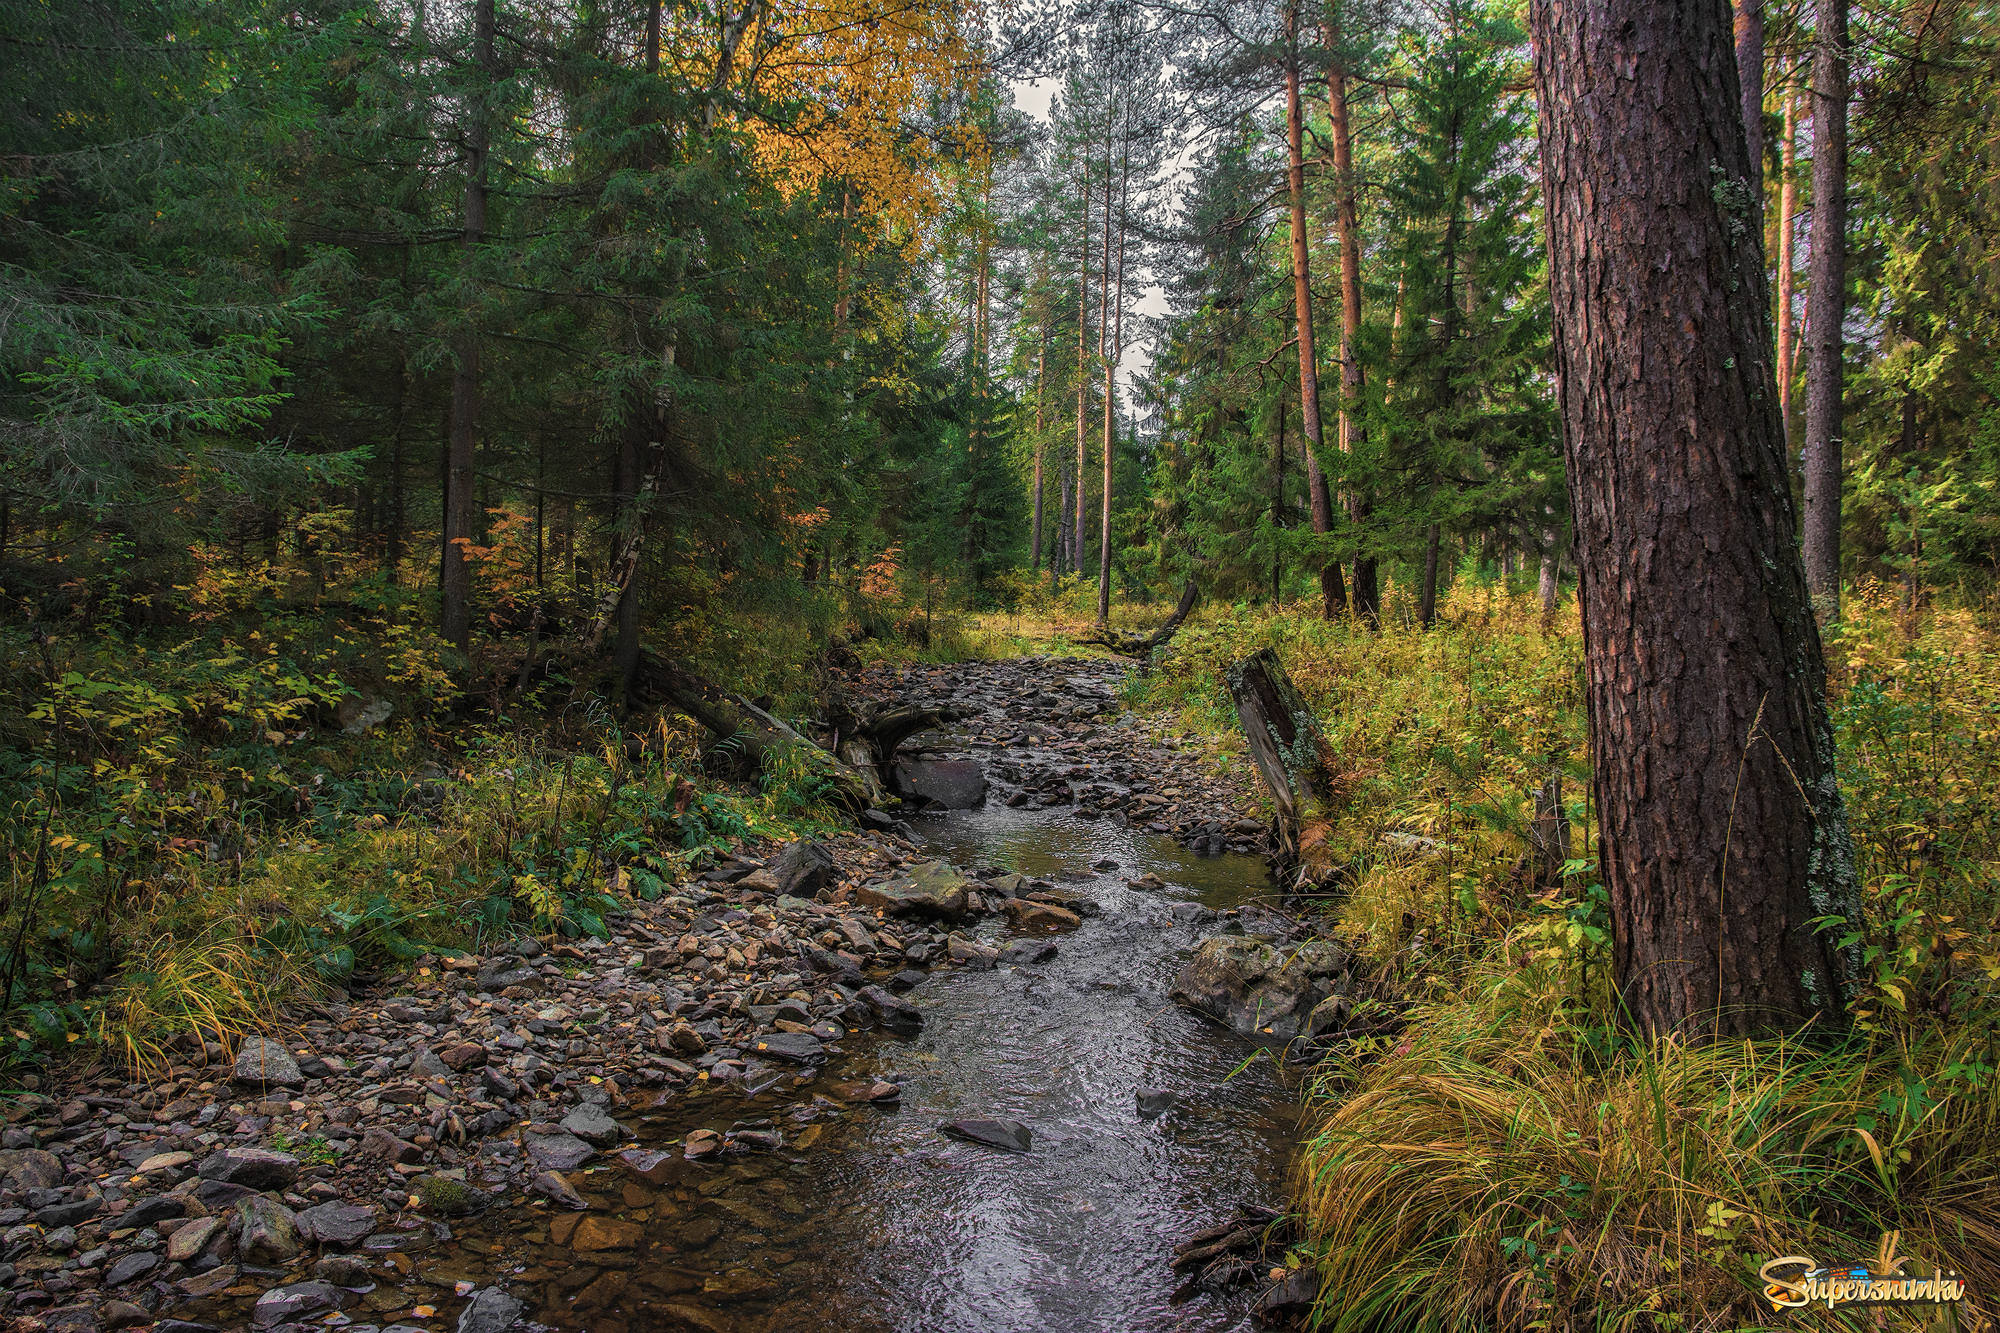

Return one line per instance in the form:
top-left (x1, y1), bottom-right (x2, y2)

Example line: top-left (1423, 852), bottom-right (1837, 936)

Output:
top-left (3, 0), bottom-right (1999, 1329)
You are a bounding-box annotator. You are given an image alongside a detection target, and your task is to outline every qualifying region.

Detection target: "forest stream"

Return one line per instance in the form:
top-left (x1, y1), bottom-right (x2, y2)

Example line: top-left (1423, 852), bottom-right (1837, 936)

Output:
top-left (32, 659), bottom-right (1304, 1333)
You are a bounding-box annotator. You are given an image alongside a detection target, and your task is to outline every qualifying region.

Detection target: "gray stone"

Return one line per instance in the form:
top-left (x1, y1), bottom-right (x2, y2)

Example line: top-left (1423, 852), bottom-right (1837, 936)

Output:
top-left (408, 1047), bottom-right (451, 1080)
top-left (894, 758), bottom-right (988, 809)
top-left (1170, 935), bottom-right (1356, 1041)
top-left (525, 1132), bottom-right (595, 1172)
top-left (253, 1281), bottom-right (343, 1328)
top-left (772, 840), bottom-right (838, 897)
top-left (296, 1201), bottom-right (377, 1246)
top-left (855, 861), bottom-right (971, 920)
top-left (165, 1214), bottom-right (222, 1262)
top-left (456, 1288), bottom-right (526, 1333)
top-left (0, 1148), bottom-right (62, 1192)
top-left (232, 1036), bottom-right (304, 1089)
top-left (557, 1104), bottom-right (625, 1148)
top-left (198, 1147), bottom-right (300, 1189)
top-left (745, 1031), bottom-right (823, 1064)
top-left (103, 1251), bottom-right (158, 1287)
top-left (938, 1118), bottom-right (1031, 1153)
top-left (1136, 1088), bottom-right (1175, 1117)
top-left (234, 1194), bottom-right (300, 1263)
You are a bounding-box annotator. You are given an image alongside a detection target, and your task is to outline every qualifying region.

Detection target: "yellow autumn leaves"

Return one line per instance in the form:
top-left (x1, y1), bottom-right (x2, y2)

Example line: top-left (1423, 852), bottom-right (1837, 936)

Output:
top-left (659, 0), bottom-right (985, 240)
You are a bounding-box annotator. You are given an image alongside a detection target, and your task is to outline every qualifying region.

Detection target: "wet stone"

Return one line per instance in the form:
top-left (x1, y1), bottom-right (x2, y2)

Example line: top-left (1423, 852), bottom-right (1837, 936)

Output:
top-left (938, 1118), bottom-right (1032, 1154)
top-left (525, 1132), bottom-right (596, 1172)
top-left (747, 1031), bottom-right (823, 1064)
top-left (1136, 1088), bottom-right (1175, 1117)
top-left (296, 1200), bottom-right (377, 1246)
top-left (558, 1104), bottom-right (625, 1148)
top-left (252, 1280), bottom-right (343, 1328)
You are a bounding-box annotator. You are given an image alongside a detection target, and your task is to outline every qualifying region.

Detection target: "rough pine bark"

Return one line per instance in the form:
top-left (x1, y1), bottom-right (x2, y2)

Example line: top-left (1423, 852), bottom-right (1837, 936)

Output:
top-left (1324, 2), bottom-right (1377, 623)
top-left (1530, 0), bottom-right (1862, 1037)
top-left (1802, 0), bottom-right (1849, 617)
top-left (1775, 84), bottom-right (1799, 439)
top-left (440, 0), bottom-right (493, 654)
top-left (1734, 0), bottom-right (1764, 195)
top-left (1284, 0), bottom-right (1346, 620)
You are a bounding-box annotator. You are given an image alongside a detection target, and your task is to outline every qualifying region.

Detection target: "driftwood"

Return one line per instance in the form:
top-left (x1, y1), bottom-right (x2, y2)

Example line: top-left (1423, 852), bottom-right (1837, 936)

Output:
top-left (1077, 580), bottom-right (1199, 656)
top-left (1226, 648), bottom-right (1338, 887)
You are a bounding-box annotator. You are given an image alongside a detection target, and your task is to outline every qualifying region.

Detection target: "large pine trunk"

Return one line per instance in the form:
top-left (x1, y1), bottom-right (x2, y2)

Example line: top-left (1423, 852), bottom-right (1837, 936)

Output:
top-left (1530, 0), bottom-right (1863, 1037)
top-left (440, 0), bottom-right (493, 655)
top-left (1324, 4), bottom-right (1378, 624)
top-left (1284, 0), bottom-right (1346, 620)
top-left (1801, 0), bottom-right (1849, 618)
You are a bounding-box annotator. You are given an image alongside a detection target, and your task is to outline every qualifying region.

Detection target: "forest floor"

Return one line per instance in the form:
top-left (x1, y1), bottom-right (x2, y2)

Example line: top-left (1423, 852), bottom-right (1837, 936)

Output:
top-left (0, 654), bottom-right (1298, 1333)
top-left (4, 579), bottom-right (1998, 1332)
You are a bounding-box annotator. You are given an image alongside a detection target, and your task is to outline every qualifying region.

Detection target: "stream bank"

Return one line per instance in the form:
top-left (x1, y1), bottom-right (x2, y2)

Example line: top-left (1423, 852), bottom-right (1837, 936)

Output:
top-left (1, 657), bottom-right (1313, 1333)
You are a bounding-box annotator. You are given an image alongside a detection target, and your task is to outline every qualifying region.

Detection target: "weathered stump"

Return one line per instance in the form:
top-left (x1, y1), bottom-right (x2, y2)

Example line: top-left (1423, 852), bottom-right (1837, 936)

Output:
top-left (1226, 649), bottom-right (1337, 886)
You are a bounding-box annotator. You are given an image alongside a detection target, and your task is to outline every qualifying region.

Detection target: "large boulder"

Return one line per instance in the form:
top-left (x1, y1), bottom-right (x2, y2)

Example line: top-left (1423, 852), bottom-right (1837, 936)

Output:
top-left (855, 861), bottom-right (970, 921)
top-left (893, 759), bottom-right (988, 809)
top-left (1170, 935), bottom-right (1357, 1042)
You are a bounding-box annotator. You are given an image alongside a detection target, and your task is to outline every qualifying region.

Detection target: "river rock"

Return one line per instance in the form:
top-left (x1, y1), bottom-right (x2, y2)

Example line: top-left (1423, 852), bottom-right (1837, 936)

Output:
top-left (532, 1170), bottom-right (590, 1209)
top-left (456, 1287), bottom-right (526, 1333)
top-left (894, 759), bottom-right (988, 809)
top-left (856, 861), bottom-right (970, 920)
top-left (252, 1281), bottom-right (343, 1328)
top-left (772, 840), bottom-right (838, 896)
top-left (570, 1215), bottom-right (644, 1251)
top-left (296, 1200), bottom-right (377, 1246)
top-left (234, 1193), bottom-right (301, 1262)
top-left (526, 1132), bottom-right (596, 1172)
top-left (232, 1036), bottom-right (304, 1089)
top-left (1170, 935), bottom-right (1357, 1041)
top-left (748, 1030), bottom-right (823, 1063)
top-left (1001, 898), bottom-right (1081, 931)
top-left (559, 1104), bottom-right (625, 1148)
top-left (0, 1148), bottom-right (61, 1191)
top-left (856, 984), bottom-right (923, 1034)
top-left (939, 1118), bottom-right (1031, 1153)
top-left (198, 1147), bottom-right (300, 1189)
top-left (1001, 939), bottom-right (1059, 965)
top-left (1136, 1088), bottom-right (1175, 1117)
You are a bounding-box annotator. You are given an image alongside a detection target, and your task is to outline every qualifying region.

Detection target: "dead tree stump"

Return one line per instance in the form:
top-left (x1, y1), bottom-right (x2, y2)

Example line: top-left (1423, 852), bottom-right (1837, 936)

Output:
top-left (1226, 648), bottom-right (1338, 886)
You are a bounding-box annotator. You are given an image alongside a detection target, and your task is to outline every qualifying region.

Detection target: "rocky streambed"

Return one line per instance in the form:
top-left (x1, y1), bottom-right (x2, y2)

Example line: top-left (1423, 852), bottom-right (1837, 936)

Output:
top-left (0, 657), bottom-right (1360, 1333)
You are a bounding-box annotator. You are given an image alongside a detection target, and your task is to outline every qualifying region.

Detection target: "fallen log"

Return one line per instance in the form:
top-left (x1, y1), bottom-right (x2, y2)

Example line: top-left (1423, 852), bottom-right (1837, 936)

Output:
top-left (1226, 648), bottom-right (1338, 887)
top-left (823, 694), bottom-right (967, 802)
top-left (1077, 580), bottom-right (1199, 657)
top-left (630, 652), bottom-right (876, 814)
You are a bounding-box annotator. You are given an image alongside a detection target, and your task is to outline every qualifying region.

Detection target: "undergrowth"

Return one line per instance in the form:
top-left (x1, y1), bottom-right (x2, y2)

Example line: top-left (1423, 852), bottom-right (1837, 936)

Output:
top-left (0, 565), bottom-right (1008, 1078)
top-left (1132, 573), bottom-right (2000, 1331)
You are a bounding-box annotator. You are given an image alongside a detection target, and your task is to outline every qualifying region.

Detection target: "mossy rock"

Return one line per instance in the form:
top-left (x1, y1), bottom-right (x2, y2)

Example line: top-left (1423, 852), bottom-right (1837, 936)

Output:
top-left (413, 1174), bottom-right (486, 1218)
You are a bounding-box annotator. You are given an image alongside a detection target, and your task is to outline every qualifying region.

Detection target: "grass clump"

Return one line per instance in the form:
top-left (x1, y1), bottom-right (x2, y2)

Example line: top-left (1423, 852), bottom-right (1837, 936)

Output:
top-left (1131, 572), bottom-right (2000, 1330)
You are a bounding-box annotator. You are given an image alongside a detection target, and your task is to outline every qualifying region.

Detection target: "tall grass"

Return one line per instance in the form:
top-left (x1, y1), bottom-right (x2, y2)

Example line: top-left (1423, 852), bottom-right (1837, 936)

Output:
top-left (1130, 575), bottom-right (2000, 1331)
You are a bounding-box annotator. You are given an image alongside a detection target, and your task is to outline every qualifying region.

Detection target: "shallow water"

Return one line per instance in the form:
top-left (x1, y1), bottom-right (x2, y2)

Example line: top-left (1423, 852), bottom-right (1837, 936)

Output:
top-left (464, 806), bottom-right (1298, 1333)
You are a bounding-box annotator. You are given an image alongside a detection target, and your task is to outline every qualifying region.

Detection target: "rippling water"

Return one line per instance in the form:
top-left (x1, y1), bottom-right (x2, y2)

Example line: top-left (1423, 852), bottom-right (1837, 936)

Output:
top-left (453, 805), bottom-right (1296, 1333)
